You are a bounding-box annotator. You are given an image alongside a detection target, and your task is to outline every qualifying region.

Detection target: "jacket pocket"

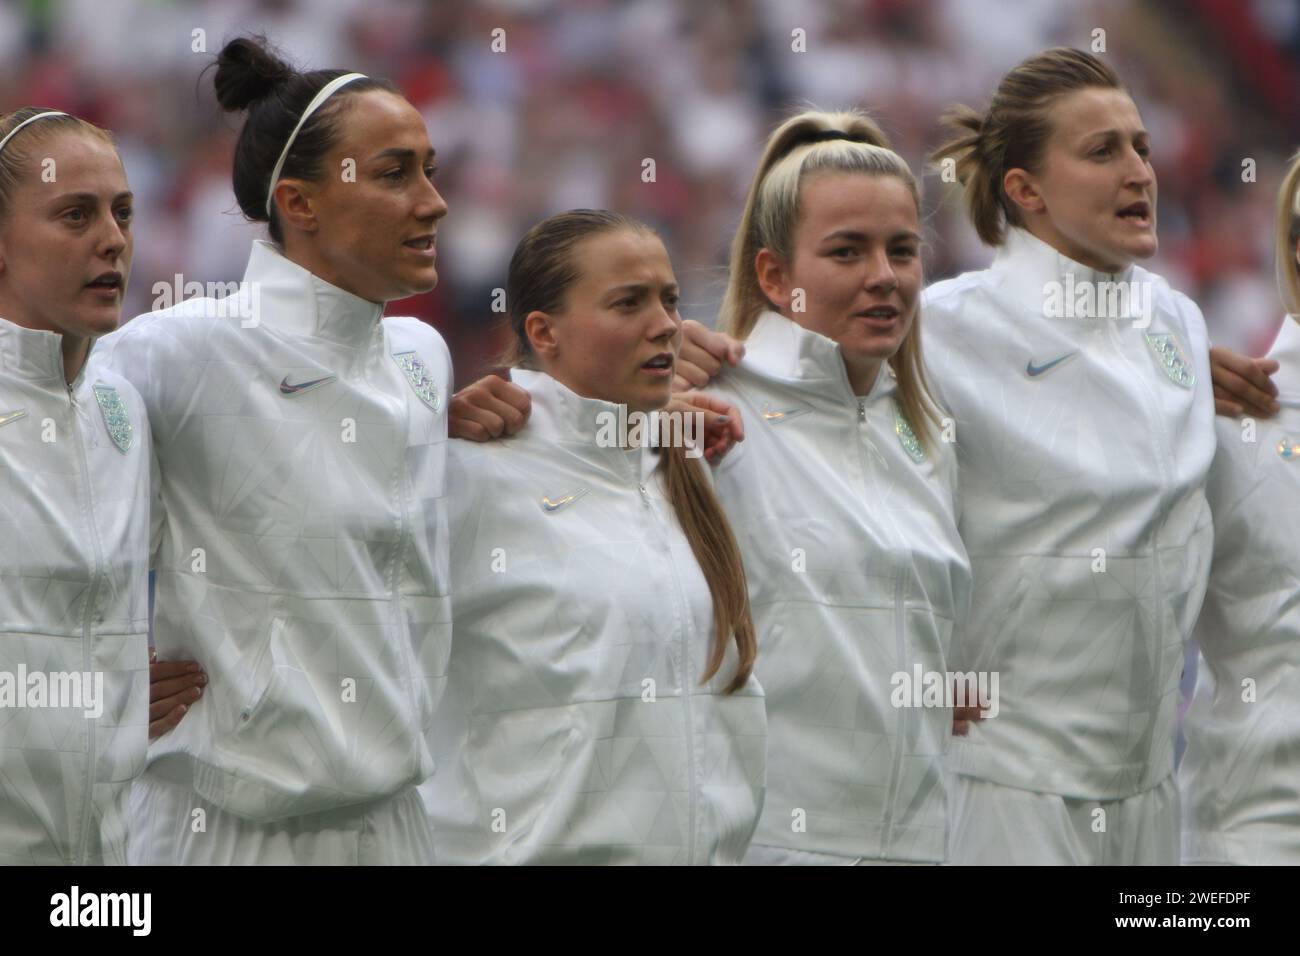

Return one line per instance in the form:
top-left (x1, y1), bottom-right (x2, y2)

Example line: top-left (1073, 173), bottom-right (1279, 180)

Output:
top-left (236, 615), bottom-right (284, 730)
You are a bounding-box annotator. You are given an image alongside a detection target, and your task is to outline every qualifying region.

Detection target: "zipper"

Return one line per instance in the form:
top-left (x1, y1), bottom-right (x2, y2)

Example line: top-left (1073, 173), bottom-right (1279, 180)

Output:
top-left (1103, 317), bottom-right (1175, 771)
top-left (840, 367), bottom-right (910, 859)
top-left (377, 338), bottom-right (423, 778)
top-left (640, 453), bottom-right (699, 864)
top-left (390, 455), bottom-right (421, 767)
top-left (666, 548), bottom-right (699, 864)
top-left (68, 378), bottom-right (105, 865)
top-left (859, 401), bottom-right (889, 471)
top-left (853, 396), bottom-right (908, 858)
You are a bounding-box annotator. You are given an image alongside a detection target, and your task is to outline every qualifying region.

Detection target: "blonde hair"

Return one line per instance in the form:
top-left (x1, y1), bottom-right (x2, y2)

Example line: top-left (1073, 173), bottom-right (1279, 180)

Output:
top-left (0, 107), bottom-right (114, 223)
top-left (1276, 150), bottom-right (1300, 318)
top-left (719, 108), bottom-right (939, 445)
top-left (505, 209), bottom-right (757, 693)
top-left (931, 47), bottom-right (1122, 246)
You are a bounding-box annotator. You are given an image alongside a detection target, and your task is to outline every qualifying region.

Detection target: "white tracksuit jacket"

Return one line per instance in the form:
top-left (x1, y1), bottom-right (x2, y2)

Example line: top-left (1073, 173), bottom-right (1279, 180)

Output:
top-left (706, 312), bottom-right (971, 863)
top-left (923, 227), bottom-right (1216, 800)
top-left (423, 369), bottom-right (767, 865)
top-left (97, 240), bottom-right (451, 823)
top-left (1180, 316), bottom-right (1300, 864)
top-left (0, 319), bottom-right (152, 864)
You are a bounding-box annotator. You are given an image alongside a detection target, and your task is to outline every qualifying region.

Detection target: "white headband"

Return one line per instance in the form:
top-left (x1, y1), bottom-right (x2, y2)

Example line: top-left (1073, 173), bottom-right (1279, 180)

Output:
top-left (264, 73), bottom-right (367, 218)
top-left (0, 111), bottom-right (69, 155)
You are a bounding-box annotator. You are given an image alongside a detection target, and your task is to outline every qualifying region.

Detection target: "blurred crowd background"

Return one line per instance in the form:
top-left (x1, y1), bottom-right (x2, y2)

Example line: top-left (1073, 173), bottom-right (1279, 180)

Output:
top-left (2, 0), bottom-right (1299, 377)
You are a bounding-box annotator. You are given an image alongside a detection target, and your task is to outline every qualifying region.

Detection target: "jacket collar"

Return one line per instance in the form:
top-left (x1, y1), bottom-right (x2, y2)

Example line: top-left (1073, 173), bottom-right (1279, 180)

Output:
top-left (0, 315), bottom-right (91, 390)
top-left (242, 240), bottom-right (384, 349)
top-left (741, 309), bottom-right (896, 402)
top-left (511, 368), bottom-right (664, 482)
top-left (993, 227), bottom-right (1139, 311)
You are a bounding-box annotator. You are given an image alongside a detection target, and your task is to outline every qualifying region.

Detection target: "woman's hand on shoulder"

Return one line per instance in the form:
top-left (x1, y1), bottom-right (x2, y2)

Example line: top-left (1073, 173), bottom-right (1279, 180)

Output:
top-left (450, 374), bottom-right (532, 441)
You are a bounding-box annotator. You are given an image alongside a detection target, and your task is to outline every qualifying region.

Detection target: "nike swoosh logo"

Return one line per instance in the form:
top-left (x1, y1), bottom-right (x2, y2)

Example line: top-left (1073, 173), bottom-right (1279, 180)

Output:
top-left (0, 409), bottom-right (27, 427)
top-left (762, 405), bottom-right (809, 424)
top-left (279, 374), bottom-right (337, 395)
top-left (1026, 351), bottom-right (1079, 377)
top-left (540, 489), bottom-right (588, 512)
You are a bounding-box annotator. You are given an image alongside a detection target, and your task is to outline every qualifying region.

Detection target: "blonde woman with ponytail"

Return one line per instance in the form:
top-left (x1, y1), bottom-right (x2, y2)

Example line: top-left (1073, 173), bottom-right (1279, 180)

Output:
top-left (921, 47), bottom-right (1218, 865)
top-left (699, 110), bottom-right (972, 865)
top-left (421, 209), bottom-right (765, 865)
top-left (1177, 153), bottom-right (1300, 865)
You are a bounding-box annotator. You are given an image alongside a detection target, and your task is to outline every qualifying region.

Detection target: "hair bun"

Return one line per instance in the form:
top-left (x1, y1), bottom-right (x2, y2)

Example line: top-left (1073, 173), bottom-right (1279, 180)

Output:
top-left (214, 36), bottom-right (295, 112)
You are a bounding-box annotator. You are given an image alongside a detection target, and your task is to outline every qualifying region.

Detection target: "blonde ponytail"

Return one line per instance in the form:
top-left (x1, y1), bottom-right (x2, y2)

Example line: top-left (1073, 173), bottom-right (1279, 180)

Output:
top-left (719, 108), bottom-right (940, 447)
top-left (720, 109), bottom-right (893, 341)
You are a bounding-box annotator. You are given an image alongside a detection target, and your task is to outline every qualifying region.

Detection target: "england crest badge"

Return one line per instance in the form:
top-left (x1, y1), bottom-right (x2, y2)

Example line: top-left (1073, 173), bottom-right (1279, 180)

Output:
top-left (1143, 333), bottom-right (1195, 389)
top-left (893, 400), bottom-right (925, 463)
top-left (92, 383), bottom-right (134, 453)
top-left (392, 351), bottom-right (441, 412)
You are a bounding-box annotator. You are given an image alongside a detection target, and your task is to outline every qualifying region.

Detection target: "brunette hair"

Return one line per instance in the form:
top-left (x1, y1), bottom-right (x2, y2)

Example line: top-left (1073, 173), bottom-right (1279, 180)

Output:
top-left (213, 35), bottom-right (398, 242)
top-left (931, 47), bottom-right (1122, 246)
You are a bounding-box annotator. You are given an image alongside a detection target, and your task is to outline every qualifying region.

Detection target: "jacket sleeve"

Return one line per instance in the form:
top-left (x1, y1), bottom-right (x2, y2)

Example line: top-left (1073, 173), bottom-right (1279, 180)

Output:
top-left (94, 313), bottom-right (185, 445)
top-left (1171, 286), bottom-right (1217, 419)
top-left (149, 438), bottom-right (165, 568)
top-left (96, 314), bottom-right (180, 570)
top-left (1194, 417), bottom-right (1263, 667)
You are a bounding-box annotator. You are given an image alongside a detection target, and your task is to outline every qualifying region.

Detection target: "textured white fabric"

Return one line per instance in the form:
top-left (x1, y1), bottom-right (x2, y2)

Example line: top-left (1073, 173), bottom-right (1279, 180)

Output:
top-left (97, 240), bottom-right (450, 838)
top-left (0, 318), bottom-right (151, 864)
top-left (423, 370), bottom-right (766, 865)
top-left (744, 843), bottom-right (934, 865)
top-left (127, 770), bottom-right (433, 865)
top-left (923, 228), bottom-right (1216, 801)
top-left (707, 312), bottom-right (971, 864)
top-left (1180, 316), bottom-right (1300, 865)
top-left (948, 773), bottom-right (1179, 865)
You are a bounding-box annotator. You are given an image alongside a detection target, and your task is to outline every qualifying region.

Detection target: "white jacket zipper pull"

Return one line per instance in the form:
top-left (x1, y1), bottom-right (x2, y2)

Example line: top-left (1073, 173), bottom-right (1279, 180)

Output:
top-left (857, 400), bottom-right (889, 470)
